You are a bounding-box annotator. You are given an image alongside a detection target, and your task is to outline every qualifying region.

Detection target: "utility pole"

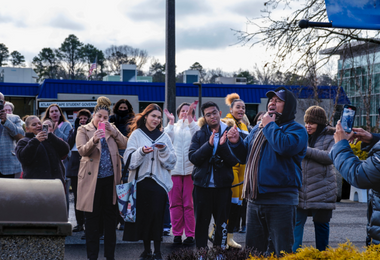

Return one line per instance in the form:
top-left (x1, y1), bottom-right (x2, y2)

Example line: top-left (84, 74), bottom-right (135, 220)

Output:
top-left (165, 0), bottom-right (176, 116)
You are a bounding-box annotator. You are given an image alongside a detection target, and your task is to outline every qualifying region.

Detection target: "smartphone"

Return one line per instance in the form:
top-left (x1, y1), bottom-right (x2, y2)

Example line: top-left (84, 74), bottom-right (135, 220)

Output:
top-left (341, 105), bottom-right (356, 133)
top-left (0, 100), bottom-right (3, 110)
top-left (42, 124), bottom-right (49, 133)
top-left (98, 122), bottom-right (106, 138)
top-left (151, 142), bottom-right (166, 148)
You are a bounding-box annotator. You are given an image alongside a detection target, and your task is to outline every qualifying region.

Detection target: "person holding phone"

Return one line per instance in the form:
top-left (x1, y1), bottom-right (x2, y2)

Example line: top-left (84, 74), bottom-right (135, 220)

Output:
top-left (76, 97), bottom-right (127, 260)
top-left (0, 92), bottom-right (24, 179)
top-left (330, 123), bottom-right (380, 245)
top-left (15, 116), bottom-right (69, 183)
top-left (163, 101), bottom-right (199, 245)
top-left (123, 104), bottom-right (176, 260)
top-left (293, 106), bottom-right (337, 252)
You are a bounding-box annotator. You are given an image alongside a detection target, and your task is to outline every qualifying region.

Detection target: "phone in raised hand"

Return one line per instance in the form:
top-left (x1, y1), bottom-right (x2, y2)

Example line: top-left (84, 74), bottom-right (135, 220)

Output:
top-left (98, 122), bottom-right (106, 138)
top-left (341, 105), bottom-right (356, 133)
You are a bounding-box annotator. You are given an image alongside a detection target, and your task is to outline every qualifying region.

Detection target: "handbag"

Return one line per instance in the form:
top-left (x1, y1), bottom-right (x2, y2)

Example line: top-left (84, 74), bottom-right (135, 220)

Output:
top-left (116, 151), bottom-right (140, 223)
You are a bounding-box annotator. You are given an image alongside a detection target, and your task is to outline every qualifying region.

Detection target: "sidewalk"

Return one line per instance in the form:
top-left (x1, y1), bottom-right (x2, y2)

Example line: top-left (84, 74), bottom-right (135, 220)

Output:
top-left (65, 194), bottom-right (368, 259)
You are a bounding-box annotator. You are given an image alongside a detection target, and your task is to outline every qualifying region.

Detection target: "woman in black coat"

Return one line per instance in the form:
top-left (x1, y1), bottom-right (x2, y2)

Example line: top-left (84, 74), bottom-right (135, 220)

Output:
top-left (16, 116), bottom-right (70, 184)
top-left (109, 99), bottom-right (135, 137)
top-left (66, 109), bottom-right (92, 232)
top-left (109, 99), bottom-right (135, 230)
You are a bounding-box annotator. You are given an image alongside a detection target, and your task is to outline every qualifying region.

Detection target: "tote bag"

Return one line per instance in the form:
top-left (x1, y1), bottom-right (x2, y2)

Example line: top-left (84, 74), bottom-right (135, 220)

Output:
top-left (116, 151), bottom-right (139, 223)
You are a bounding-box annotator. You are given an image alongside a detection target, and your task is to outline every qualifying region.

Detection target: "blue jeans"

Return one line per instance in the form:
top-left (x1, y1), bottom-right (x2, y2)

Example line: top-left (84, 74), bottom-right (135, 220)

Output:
top-left (293, 208), bottom-right (330, 252)
top-left (246, 202), bottom-right (296, 256)
top-left (163, 195), bottom-right (171, 229)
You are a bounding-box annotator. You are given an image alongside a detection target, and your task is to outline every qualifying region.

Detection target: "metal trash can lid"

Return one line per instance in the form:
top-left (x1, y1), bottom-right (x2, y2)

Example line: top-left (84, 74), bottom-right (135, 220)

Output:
top-left (0, 179), bottom-right (71, 236)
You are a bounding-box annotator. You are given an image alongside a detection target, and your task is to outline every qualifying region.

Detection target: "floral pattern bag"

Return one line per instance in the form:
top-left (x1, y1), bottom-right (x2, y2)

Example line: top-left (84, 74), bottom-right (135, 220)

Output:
top-left (116, 151), bottom-right (139, 223)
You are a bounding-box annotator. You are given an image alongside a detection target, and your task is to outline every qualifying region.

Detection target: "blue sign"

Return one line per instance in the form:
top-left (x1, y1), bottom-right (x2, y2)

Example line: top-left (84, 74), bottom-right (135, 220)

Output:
top-left (325, 0), bottom-right (380, 30)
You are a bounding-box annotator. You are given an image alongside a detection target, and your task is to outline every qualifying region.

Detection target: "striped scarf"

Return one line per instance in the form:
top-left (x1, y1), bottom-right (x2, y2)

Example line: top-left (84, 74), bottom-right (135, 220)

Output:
top-left (242, 126), bottom-right (266, 200)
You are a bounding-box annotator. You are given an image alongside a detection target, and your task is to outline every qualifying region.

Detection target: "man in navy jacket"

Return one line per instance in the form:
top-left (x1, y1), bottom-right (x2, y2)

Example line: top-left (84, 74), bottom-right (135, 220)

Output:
top-left (227, 87), bottom-right (308, 255)
top-left (330, 122), bottom-right (380, 245)
top-left (189, 101), bottom-right (239, 249)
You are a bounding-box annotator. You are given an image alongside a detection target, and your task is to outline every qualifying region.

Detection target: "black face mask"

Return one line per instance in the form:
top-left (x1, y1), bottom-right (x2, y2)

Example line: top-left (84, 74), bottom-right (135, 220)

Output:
top-left (118, 110), bottom-right (129, 117)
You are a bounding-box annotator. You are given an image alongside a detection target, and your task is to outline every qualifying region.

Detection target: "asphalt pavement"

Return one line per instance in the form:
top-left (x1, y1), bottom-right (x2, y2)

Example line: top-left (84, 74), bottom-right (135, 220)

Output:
top-left (64, 192), bottom-right (368, 260)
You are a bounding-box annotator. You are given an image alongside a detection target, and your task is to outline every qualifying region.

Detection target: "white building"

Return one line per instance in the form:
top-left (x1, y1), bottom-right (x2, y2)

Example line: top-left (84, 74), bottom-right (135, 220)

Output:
top-left (0, 67), bottom-right (38, 83)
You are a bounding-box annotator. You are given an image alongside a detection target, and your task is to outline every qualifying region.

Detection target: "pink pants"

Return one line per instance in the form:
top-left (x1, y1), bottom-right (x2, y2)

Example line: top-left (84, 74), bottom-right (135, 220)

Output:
top-left (168, 175), bottom-right (195, 237)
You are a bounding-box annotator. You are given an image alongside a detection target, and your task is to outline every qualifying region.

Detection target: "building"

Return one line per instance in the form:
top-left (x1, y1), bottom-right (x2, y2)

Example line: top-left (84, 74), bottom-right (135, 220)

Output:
top-left (0, 67), bottom-right (38, 84)
top-left (321, 41), bottom-right (380, 127)
top-left (0, 79), bottom-right (349, 126)
top-left (215, 77), bottom-right (247, 85)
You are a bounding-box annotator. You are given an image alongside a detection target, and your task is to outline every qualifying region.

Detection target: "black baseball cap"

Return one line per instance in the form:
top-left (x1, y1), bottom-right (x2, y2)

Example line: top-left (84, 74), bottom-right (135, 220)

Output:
top-left (266, 89), bottom-right (286, 101)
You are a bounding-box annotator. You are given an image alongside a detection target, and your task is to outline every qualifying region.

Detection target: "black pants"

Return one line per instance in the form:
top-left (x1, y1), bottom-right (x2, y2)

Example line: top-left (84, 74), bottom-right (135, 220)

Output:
top-left (85, 176), bottom-right (117, 260)
top-left (193, 185), bottom-right (231, 249)
top-left (70, 176), bottom-right (85, 226)
top-left (0, 172), bottom-right (15, 178)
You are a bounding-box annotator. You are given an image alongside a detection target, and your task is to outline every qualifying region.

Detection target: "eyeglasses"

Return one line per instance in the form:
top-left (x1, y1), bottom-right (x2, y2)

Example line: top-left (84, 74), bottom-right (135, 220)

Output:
top-left (269, 98), bottom-right (284, 104)
top-left (205, 110), bottom-right (219, 118)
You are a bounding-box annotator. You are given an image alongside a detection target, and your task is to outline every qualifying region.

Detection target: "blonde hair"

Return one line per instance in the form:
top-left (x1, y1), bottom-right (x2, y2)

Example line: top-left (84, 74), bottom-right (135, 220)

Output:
top-left (225, 93), bottom-right (243, 108)
top-left (94, 96), bottom-right (112, 114)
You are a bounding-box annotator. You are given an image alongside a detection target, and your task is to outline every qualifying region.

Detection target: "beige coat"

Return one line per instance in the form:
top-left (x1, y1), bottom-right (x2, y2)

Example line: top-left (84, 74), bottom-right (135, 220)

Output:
top-left (76, 121), bottom-right (128, 212)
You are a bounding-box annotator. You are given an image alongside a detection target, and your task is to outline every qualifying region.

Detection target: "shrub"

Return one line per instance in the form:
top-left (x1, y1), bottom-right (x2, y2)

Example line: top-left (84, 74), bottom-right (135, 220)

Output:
top-left (166, 242), bottom-right (380, 259)
top-left (247, 241), bottom-right (380, 259)
top-left (349, 141), bottom-right (368, 160)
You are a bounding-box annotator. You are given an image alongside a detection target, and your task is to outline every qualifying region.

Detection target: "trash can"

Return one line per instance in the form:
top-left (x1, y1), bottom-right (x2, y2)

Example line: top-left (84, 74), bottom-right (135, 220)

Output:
top-left (0, 179), bottom-right (72, 260)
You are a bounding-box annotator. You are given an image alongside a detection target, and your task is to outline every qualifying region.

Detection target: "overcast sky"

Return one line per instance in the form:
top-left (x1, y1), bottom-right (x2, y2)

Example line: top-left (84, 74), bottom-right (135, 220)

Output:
top-left (0, 0), bottom-right (295, 74)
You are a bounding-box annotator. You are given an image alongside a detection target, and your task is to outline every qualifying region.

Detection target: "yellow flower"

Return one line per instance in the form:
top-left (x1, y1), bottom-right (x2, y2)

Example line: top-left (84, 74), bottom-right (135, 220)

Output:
top-left (246, 241), bottom-right (380, 259)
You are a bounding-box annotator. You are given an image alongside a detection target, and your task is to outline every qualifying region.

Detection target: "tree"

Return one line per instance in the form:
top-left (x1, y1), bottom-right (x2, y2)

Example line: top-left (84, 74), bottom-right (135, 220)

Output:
top-left (318, 73), bottom-right (337, 86)
top-left (32, 48), bottom-right (61, 80)
top-left (204, 68), bottom-right (230, 83)
top-left (189, 62), bottom-right (207, 82)
top-left (148, 59), bottom-right (165, 82)
top-left (81, 44), bottom-right (106, 80)
top-left (0, 43), bottom-right (9, 67)
top-left (104, 45), bottom-right (148, 75)
top-left (235, 0), bottom-right (380, 74)
top-left (10, 51), bottom-right (25, 67)
top-left (58, 34), bottom-right (85, 80)
top-left (234, 70), bottom-right (256, 84)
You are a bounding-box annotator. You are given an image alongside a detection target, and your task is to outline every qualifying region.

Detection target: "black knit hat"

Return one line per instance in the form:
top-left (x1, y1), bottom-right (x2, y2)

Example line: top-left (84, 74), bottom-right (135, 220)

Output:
top-left (77, 109), bottom-right (92, 119)
top-left (304, 106), bottom-right (327, 125)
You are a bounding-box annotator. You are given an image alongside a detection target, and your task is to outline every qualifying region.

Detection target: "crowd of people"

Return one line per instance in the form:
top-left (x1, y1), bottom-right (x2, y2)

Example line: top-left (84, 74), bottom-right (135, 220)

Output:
top-left (1, 88), bottom-right (380, 260)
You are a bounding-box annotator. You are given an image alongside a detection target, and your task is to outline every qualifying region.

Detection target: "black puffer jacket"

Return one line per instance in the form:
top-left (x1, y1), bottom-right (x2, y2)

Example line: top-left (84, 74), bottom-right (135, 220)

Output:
top-left (189, 118), bottom-right (239, 188)
top-left (16, 132), bottom-right (70, 183)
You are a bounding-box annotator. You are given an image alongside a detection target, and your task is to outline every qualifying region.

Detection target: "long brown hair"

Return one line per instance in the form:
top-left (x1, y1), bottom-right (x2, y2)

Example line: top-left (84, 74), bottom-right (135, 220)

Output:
top-left (128, 104), bottom-right (162, 137)
top-left (41, 104), bottom-right (68, 123)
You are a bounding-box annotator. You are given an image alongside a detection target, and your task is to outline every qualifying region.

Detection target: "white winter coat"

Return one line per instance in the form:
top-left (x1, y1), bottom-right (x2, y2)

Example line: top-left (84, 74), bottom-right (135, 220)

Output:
top-left (164, 119), bottom-right (199, 176)
top-left (123, 129), bottom-right (176, 193)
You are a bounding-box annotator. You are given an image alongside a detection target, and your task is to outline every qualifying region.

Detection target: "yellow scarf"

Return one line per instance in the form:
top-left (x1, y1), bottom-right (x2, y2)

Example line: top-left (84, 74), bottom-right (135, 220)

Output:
top-left (225, 113), bottom-right (248, 132)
